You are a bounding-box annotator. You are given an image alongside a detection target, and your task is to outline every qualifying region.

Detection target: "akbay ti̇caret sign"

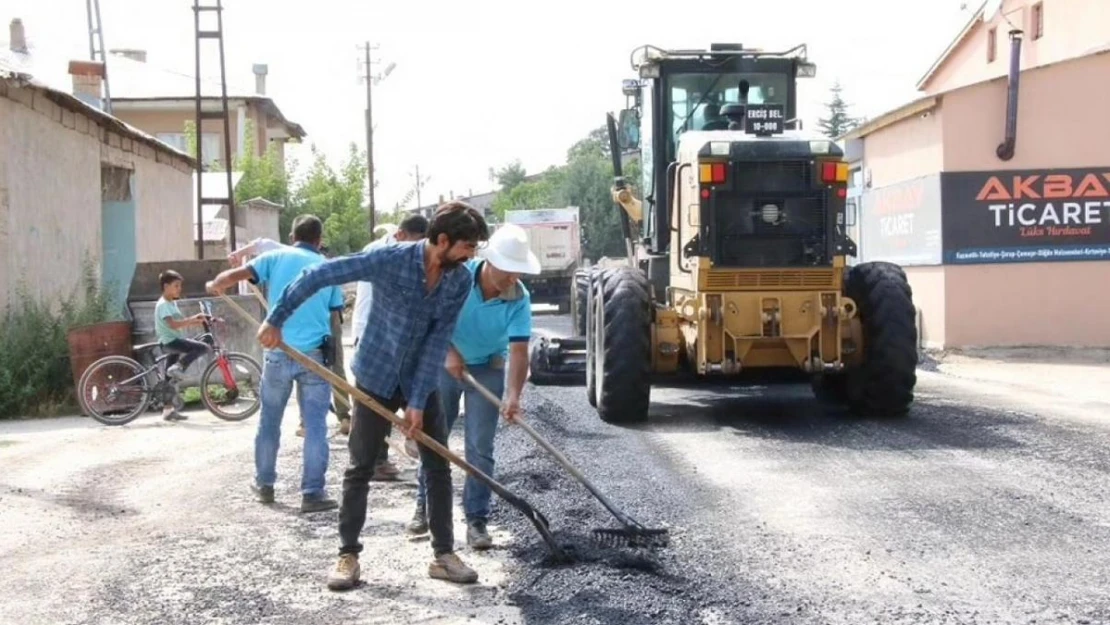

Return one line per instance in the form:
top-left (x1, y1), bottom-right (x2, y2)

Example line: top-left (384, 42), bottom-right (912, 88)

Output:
top-left (941, 168), bottom-right (1110, 264)
top-left (860, 174), bottom-right (943, 266)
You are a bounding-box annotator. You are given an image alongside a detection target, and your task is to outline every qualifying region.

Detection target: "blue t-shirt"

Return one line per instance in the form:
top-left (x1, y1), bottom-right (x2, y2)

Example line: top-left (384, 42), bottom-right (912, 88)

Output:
top-left (451, 259), bottom-right (533, 366)
top-left (246, 242), bottom-right (344, 353)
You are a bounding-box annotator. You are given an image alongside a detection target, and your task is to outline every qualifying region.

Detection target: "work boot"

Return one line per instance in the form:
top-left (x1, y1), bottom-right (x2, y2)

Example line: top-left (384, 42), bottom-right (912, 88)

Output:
top-left (466, 519), bottom-right (493, 550)
top-left (407, 502), bottom-right (428, 535)
top-left (428, 552), bottom-right (478, 584)
top-left (301, 493), bottom-right (338, 513)
top-left (326, 553), bottom-right (360, 591)
top-left (251, 484), bottom-right (275, 504)
top-left (371, 459), bottom-right (400, 481)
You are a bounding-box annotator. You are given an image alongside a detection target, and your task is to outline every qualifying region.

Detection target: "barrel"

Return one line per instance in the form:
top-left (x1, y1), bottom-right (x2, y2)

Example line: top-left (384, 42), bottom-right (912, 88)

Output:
top-left (66, 320), bottom-right (134, 392)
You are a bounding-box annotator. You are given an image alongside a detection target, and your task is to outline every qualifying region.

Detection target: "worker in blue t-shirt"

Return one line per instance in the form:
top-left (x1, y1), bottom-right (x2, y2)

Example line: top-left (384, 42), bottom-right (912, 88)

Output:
top-left (206, 214), bottom-right (345, 514)
top-left (406, 223), bottom-right (540, 550)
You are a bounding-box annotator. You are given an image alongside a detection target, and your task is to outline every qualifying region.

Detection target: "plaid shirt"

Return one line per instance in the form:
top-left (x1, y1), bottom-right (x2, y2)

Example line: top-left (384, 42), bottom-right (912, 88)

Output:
top-left (265, 241), bottom-right (473, 411)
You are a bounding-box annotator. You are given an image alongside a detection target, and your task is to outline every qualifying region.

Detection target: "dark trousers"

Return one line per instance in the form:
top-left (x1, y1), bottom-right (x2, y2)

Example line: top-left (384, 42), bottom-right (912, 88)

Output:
top-left (339, 383), bottom-right (454, 556)
top-left (164, 338), bottom-right (210, 371)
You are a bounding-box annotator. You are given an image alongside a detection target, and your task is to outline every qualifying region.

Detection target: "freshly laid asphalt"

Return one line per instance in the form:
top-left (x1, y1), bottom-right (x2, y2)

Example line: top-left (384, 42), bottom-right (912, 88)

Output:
top-left (488, 315), bottom-right (1110, 625)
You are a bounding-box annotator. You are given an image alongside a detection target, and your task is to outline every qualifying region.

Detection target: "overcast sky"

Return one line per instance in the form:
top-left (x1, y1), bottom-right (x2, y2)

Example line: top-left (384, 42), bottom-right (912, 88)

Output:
top-left (5, 0), bottom-right (974, 211)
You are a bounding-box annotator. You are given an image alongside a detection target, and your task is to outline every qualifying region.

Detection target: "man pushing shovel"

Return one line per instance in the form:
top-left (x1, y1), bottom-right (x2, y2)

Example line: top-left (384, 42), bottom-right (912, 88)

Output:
top-left (254, 201), bottom-right (491, 590)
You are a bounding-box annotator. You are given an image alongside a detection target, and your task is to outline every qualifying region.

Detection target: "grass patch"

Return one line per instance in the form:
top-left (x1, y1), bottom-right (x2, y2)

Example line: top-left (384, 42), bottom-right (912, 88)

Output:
top-left (0, 260), bottom-right (121, 420)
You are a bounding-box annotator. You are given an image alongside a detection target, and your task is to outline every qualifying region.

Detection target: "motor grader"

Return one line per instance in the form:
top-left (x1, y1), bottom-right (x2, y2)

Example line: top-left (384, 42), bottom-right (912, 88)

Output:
top-left (529, 42), bottom-right (919, 423)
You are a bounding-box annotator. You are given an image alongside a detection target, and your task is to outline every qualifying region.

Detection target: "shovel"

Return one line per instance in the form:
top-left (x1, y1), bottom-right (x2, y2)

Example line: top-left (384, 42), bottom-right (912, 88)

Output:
top-left (217, 292), bottom-right (567, 561)
top-left (460, 369), bottom-right (669, 549)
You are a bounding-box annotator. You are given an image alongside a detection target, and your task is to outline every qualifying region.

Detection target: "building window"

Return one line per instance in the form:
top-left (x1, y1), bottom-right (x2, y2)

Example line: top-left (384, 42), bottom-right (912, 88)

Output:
top-left (1032, 2), bottom-right (1044, 39)
top-left (987, 27), bottom-right (997, 62)
top-left (155, 132), bottom-right (222, 166)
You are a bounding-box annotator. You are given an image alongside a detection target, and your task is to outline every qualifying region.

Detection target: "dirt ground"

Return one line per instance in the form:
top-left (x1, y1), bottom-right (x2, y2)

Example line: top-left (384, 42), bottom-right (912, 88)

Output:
top-left (0, 338), bottom-right (523, 625)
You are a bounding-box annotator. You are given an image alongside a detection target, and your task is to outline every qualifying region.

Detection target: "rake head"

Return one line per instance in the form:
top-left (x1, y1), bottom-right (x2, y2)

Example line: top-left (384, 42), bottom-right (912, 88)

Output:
top-left (591, 526), bottom-right (670, 549)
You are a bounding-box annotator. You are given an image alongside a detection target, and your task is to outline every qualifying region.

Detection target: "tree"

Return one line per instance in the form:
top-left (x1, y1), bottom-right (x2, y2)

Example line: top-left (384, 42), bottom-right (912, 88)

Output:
top-left (490, 160), bottom-right (529, 191)
top-left (488, 124), bottom-right (642, 261)
top-left (817, 80), bottom-right (862, 139)
top-left (285, 143), bottom-right (371, 255)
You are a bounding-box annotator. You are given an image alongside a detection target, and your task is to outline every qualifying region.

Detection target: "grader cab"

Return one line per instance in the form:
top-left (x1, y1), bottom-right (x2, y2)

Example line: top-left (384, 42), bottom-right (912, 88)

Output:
top-left (529, 43), bottom-right (919, 424)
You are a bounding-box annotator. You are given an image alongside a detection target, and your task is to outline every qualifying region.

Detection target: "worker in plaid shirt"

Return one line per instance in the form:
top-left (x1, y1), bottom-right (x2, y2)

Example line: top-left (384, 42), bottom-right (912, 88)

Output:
top-left (256, 202), bottom-right (490, 591)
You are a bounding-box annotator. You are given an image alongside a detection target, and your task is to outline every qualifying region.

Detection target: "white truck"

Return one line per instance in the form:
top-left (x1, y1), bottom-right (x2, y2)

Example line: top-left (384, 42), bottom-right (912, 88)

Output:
top-left (503, 207), bottom-right (581, 313)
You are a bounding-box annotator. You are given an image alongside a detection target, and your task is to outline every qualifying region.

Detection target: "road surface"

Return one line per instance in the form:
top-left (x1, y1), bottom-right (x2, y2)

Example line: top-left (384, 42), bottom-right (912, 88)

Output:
top-left (1, 314), bottom-right (1108, 624)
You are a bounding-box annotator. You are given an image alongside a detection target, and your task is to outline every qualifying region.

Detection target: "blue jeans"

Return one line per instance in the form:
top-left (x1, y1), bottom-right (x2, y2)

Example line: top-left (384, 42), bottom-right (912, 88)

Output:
top-left (256, 348), bottom-right (332, 497)
top-left (416, 364), bottom-right (505, 522)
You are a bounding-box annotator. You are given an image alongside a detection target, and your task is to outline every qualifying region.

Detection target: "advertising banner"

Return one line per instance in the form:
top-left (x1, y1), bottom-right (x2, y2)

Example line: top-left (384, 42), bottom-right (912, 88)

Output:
top-left (504, 207), bottom-right (580, 225)
top-left (941, 169), bottom-right (1110, 264)
top-left (860, 174), bottom-right (943, 266)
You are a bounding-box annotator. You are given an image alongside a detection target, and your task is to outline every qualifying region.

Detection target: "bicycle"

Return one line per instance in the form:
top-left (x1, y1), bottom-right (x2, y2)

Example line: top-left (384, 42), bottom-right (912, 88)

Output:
top-left (77, 300), bottom-right (263, 426)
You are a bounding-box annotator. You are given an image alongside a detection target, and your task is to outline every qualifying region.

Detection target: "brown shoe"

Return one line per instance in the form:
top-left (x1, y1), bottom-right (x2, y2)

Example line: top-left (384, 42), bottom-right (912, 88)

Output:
top-left (370, 460), bottom-right (401, 482)
top-left (327, 553), bottom-right (360, 591)
top-left (428, 552), bottom-right (478, 584)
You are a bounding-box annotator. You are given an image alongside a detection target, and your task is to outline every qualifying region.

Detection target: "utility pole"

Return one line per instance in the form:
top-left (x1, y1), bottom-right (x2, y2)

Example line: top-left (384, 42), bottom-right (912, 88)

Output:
top-left (407, 165), bottom-right (432, 217)
top-left (359, 41), bottom-right (378, 234)
top-left (85, 0), bottom-right (112, 113)
top-left (357, 44), bottom-right (396, 235)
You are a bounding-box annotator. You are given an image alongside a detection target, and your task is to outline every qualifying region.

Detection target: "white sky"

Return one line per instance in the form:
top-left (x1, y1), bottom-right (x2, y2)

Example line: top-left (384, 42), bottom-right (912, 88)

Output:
top-left (5, 0), bottom-right (974, 211)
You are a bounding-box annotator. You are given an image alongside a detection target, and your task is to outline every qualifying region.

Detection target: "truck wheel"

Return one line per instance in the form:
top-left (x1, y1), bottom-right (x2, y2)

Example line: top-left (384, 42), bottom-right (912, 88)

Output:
top-left (572, 268), bottom-right (592, 336)
top-left (843, 261), bottom-right (918, 417)
top-left (584, 269), bottom-right (602, 407)
top-left (593, 266), bottom-right (652, 424)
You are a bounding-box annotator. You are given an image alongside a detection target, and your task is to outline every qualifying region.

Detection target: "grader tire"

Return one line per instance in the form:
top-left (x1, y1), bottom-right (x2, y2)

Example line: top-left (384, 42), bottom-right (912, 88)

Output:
top-left (594, 266), bottom-right (652, 424)
top-left (843, 261), bottom-right (918, 417)
top-left (584, 268), bottom-right (604, 407)
top-left (572, 268), bottom-right (592, 336)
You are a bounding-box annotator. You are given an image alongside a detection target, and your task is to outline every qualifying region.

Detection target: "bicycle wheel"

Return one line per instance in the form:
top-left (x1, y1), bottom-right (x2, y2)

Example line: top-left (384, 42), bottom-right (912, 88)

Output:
top-left (200, 352), bottom-right (262, 421)
top-left (78, 355), bottom-right (152, 426)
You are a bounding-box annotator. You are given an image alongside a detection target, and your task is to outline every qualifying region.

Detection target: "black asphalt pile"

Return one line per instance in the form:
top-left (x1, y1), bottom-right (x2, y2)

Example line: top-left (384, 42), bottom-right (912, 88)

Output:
top-left (487, 389), bottom-right (787, 625)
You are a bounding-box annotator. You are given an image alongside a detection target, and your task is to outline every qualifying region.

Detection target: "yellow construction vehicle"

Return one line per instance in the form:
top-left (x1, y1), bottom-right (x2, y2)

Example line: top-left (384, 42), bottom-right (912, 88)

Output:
top-left (529, 43), bottom-right (919, 423)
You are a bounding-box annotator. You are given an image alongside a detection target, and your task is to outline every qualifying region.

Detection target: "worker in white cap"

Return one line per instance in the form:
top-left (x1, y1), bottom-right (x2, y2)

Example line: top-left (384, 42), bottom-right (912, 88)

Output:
top-left (406, 223), bottom-right (541, 550)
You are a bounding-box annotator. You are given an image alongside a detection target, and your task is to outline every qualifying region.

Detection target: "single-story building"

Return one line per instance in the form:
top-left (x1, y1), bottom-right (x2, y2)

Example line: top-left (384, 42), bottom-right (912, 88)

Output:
top-left (0, 53), bottom-right (195, 314)
top-left (841, 0), bottom-right (1110, 349)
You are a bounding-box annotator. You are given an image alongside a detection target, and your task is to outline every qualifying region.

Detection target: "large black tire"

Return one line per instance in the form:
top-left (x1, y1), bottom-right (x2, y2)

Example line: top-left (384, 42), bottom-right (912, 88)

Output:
top-left (584, 269), bottom-right (602, 407)
top-left (571, 268), bottom-right (592, 336)
top-left (841, 261), bottom-right (918, 417)
top-left (592, 266), bottom-right (652, 423)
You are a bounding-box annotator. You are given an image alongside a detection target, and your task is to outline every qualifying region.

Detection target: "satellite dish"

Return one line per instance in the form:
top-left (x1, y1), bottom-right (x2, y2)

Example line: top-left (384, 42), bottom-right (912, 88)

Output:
top-left (982, 0), bottom-right (1003, 21)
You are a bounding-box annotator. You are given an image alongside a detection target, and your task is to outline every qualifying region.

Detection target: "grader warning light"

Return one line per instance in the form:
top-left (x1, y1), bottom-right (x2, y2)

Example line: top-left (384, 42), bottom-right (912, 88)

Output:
top-left (699, 162), bottom-right (727, 184)
top-left (530, 42), bottom-right (919, 424)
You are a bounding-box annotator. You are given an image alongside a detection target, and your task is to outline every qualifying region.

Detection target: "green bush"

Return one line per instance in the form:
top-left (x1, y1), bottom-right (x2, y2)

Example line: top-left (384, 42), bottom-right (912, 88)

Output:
top-left (0, 263), bottom-right (121, 419)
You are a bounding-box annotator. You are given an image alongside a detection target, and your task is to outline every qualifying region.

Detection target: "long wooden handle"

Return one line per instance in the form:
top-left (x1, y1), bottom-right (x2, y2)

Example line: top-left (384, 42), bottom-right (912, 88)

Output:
top-left (461, 369), bottom-right (636, 526)
top-left (217, 292), bottom-right (514, 498)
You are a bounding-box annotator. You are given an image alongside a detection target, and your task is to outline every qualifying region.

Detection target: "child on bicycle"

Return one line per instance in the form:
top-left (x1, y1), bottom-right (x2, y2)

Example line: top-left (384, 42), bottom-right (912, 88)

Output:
top-left (155, 270), bottom-right (212, 421)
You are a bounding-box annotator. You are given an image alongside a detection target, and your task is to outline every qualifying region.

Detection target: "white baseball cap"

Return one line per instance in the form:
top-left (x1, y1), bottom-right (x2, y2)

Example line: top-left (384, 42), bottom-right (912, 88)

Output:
top-left (479, 224), bottom-right (542, 275)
